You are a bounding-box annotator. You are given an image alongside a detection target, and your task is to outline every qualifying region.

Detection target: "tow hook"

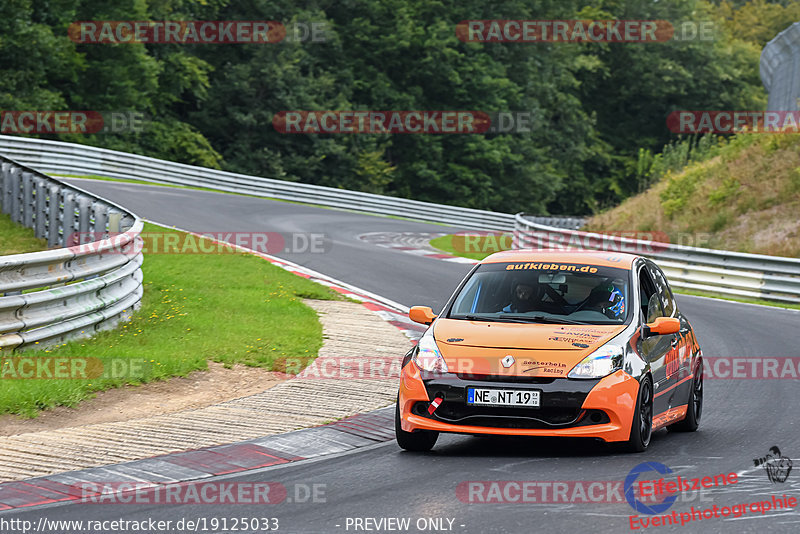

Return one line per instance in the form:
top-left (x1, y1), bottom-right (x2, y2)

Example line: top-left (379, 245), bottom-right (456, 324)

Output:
top-left (428, 396), bottom-right (443, 415)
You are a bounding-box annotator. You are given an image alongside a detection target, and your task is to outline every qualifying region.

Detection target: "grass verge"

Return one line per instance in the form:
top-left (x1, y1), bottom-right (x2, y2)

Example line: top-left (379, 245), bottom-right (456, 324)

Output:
top-left (428, 233), bottom-right (513, 260)
top-left (51, 173), bottom-right (233, 194)
top-left (0, 222), bottom-right (342, 417)
top-left (673, 288), bottom-right (800, 312)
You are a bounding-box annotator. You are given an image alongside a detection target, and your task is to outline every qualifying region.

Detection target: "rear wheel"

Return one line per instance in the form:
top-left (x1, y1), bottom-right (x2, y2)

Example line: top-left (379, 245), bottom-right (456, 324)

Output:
top-left (395, 401), bottom-right (438, 452)
top-left (622, 376), bottom-right (653, 453)
top-left (668, 361), bottom-right (703, 432)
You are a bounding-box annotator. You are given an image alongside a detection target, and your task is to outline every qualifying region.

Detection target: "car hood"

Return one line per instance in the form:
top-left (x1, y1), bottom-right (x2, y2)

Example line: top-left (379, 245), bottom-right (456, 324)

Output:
top-left (433, 318), bottom-right (626, 378)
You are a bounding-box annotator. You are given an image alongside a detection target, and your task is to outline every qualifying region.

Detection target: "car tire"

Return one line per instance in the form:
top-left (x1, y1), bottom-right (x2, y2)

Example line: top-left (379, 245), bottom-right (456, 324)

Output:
top-left (395, 401), bottom-right (439, 452)
top-left (622, 376), bottom-right (653, 453)
top-left (668, 361), bottom-right (703, 433)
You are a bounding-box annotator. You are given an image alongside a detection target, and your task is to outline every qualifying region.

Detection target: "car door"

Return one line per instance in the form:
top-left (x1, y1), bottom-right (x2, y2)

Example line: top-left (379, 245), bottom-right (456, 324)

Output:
top-left (636, 263), bottom-right (674, 419)
top-left (647, 260), bottom-right (693, 409)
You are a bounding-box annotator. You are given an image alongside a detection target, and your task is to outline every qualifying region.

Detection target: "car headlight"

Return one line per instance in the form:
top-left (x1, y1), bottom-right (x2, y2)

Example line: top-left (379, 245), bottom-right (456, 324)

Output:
top-left (412, 330), bottom-right (449, 373)
top-left (568, 343), bottom-right (624, 379)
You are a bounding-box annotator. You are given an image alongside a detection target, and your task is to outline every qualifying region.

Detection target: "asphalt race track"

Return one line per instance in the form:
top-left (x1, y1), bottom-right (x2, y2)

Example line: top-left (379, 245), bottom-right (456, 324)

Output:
top-left (6, 179), bottom-right (800, 533)
top-left (67, 179), bottom-right (473, 310)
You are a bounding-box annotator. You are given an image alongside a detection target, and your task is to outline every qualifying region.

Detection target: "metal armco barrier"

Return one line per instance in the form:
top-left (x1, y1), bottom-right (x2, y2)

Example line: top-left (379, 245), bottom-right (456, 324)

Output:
top-left (514, 213), bottom-right (800, 304)
top-left (761, 22), bottom-right (800, 112)
top-left (0, 137), bottom-right (591, 233)
top-left (0, 136), bottom-right (519, 231)
top-left (0, 155), bottom-right (143, 351)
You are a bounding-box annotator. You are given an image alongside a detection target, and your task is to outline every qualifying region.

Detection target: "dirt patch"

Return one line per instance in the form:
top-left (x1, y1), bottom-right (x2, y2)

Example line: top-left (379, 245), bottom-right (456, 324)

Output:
top-left (719, 202), bottom-right (800, 257)
top-left (0, 362), bottom-right (286, 437)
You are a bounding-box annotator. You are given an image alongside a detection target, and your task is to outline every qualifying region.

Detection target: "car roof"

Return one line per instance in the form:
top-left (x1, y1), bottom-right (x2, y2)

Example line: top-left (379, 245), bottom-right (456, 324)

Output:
top-left (481, 249), bottom-right (638, 269)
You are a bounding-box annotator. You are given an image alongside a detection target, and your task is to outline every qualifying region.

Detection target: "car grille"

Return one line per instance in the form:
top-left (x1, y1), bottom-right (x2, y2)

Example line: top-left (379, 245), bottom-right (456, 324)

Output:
top-left (412, 401), bottom-right (609, 429)
top-left (453, 373), bottom-right (557, 384)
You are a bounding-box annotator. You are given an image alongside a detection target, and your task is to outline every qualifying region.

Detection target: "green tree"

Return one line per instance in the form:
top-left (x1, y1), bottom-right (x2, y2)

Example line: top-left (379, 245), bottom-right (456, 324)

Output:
top-left (573, 0), bottom-right (765, 208)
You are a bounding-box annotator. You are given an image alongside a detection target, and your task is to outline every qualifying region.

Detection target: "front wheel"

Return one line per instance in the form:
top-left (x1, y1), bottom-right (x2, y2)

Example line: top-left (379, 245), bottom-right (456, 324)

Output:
top-left (622, 376), bottom-right (653, 453)
top-left (668, 361), bottom-right (703, 432)
top-left (395, 401), bottom-right (438, 452)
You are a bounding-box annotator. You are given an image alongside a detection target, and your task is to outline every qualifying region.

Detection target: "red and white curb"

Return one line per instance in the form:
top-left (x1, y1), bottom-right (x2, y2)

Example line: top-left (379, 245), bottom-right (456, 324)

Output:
top-left (0, 408), bottom-right (395, 511)
top-left (0, 224), bottom-right (416, 511)
top-left (358, 231), bottom-right (479, 265)
top-left (150, 222), bottom-right (427, 341)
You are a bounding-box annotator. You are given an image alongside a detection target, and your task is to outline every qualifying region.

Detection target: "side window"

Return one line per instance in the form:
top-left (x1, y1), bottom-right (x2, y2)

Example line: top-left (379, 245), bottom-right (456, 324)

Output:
top-left (647, 262), bottom-right (676, 317)
top-left (638, 265), bottom-right (663, 323)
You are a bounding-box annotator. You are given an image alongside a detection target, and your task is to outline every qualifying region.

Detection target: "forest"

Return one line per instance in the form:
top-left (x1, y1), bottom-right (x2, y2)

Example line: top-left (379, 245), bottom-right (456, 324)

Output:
top-left (1, 0), bottom-right (796, 214)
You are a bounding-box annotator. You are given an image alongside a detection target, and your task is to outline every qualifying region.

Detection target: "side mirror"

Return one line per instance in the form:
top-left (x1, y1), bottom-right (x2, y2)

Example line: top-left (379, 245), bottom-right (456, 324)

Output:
top-left (409, 306), bottom-right (437, 325)
top-left (643, 316), bottom-right (680, 337)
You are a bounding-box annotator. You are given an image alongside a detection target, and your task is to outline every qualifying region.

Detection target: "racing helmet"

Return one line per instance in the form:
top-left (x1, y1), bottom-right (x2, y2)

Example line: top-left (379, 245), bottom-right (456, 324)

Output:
top-left (588, 281), bottom-right (626, 319)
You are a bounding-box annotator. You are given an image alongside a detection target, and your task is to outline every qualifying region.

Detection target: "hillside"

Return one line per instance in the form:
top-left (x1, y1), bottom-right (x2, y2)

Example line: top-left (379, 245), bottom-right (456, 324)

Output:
top-left (586, 134), bottom-right (800, 258)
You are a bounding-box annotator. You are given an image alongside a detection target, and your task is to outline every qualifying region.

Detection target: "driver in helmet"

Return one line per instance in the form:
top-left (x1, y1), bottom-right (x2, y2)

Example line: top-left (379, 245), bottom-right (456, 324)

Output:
top-left (503, 282), bottom-right (537, 313)
top-left (502, 280), bottom-right (564, 314)
top-left (584, 281), bottom-right (626, 319)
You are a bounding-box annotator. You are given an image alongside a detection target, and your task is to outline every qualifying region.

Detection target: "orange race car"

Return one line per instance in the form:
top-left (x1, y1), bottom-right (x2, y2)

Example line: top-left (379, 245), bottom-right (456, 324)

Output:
top-left (396, 250), bottom-right (703, 453)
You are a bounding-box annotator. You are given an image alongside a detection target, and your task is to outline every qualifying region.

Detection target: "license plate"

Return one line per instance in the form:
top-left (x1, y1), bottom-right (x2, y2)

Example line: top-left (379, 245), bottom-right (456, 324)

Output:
top-left (466, 387), bottom-right (540, 407)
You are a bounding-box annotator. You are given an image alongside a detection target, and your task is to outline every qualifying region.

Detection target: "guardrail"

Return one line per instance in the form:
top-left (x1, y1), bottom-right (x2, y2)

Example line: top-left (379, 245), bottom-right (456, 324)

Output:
top-left (514, 213), bottom-right (800, 304)
top-left (0, 136), bottom-right (519, 231)
top-left (0, 137), bottom-right (592, 233)
top-left (0, 155), bottom-right (143, 351)
top-left (761, 21), bottom-right (800, 112)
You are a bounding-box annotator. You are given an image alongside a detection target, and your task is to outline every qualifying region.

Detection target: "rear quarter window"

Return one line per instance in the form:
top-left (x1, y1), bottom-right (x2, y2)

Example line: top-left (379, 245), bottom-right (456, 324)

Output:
top-left (648, 262), bottom-right (676, 317)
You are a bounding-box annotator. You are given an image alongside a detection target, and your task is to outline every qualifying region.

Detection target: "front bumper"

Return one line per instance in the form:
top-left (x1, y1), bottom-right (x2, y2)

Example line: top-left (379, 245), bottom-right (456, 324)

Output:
top-left (398, 363), bottom-right (640, 442)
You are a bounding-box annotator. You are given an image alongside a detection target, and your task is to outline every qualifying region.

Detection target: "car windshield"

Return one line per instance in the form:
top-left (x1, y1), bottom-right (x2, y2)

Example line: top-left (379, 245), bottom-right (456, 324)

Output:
top-left (448, 260), bottom-right (631, 325)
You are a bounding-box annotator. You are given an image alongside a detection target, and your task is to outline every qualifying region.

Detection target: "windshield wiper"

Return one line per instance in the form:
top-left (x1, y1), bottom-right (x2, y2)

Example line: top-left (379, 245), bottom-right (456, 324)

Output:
top-left (459, 314), bottom-right (528, 323)
top-left (502, 315), bottom-right (590, 325)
